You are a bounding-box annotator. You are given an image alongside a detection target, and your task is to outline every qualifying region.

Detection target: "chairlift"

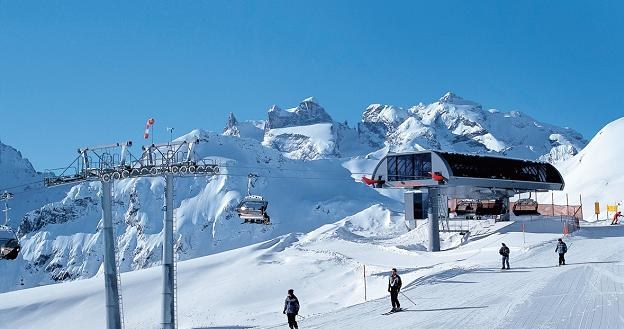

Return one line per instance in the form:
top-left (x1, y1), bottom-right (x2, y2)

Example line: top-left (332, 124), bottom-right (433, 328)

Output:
top-left (455, 200), bottom-right (479, 215)
top-left (512, 198), bottom-right (540, 216)
top-left (235, 174), bottom-right (270, 225)
top-left (0, 226), bottom-right (20, 260)
top-left (476, 199), bottom-right (506, 216)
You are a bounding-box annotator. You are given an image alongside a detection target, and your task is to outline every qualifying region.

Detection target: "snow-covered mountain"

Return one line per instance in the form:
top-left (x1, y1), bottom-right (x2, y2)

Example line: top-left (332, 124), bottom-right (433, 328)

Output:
top-left (0, 131), bottom-right (398, 293)
top-left (0, 92), bottom-right (590, 293)
top-left (226, 92), bottom-right (587, 163)
top-left (556, 117), bottom-right (624, 219)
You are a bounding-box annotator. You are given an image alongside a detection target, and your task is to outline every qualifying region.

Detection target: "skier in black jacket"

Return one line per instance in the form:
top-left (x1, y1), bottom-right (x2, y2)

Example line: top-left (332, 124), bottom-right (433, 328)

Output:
top-left (387, 268), bottom-right (402, 312)
top-left (499, 243), bottom-right (510, 270)
top-left (283, 289), bottom-right (300, 329)
top-left (555, 238), bottom-right (568, 265)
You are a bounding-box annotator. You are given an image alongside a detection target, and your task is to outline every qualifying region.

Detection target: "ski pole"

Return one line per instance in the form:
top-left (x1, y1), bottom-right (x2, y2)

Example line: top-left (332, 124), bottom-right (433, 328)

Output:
top-left (400, 291), bottom-right (418, 307)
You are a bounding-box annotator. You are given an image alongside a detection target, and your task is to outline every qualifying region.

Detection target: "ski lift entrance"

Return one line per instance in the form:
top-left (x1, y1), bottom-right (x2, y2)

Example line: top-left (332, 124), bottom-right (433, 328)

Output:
top-left (368, 150), bottom-right (565, 252)
top-left (0, 226), bottom-right (20, 260)
top-left (236, 174), bottom-right (270, 225)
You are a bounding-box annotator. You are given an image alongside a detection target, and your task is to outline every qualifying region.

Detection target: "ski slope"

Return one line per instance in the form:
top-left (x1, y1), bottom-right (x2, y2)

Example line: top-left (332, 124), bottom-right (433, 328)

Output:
top-left (297, 222), bottom-right (624, 329)
top-left (1, 212), bottom-right (621, 329)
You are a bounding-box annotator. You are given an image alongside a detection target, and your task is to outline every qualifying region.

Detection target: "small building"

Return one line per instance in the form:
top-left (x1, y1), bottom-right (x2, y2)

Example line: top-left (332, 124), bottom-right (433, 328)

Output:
top-left (368, 150), bottom-right (564, 251)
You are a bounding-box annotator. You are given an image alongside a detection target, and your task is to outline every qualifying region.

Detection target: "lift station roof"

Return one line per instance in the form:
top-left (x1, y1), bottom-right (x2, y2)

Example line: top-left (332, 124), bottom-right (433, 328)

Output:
top-left (370, 151), bottom-right (564, 198)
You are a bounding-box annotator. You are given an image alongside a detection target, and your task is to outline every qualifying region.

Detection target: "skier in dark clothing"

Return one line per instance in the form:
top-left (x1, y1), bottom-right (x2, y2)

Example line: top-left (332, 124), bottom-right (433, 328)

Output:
top-left (555, 238), bottom-right (568, 266)
top-left (612, 211), bottom-right (622, 225)
top-left (387, 268), bottom-right (402, 312)
top-left (283, 289), bottom-right (300, 329)
top-left (499, 243), bottom-right (510, 269)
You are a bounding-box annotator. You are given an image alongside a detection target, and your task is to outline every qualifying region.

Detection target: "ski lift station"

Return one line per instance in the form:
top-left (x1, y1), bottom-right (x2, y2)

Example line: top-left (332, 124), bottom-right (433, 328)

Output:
top-left (366, 150), bottom-right (565, 252)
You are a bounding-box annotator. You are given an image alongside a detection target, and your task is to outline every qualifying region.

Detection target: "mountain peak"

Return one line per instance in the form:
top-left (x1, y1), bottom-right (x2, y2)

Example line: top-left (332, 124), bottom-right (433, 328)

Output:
top-left (223, 112), bottom-right (240, 136)
top-left (437, 91), bottom-right (480, 107)
top-left (301, 96), bottom-right (318, 104)
top-left (226, 112), bottom-right (238, 126)
top-left (268, 104), bottom-right (282, 112)
top-left (265, 98), bottom-right (333, 129)
top-left (438, 91), bottom-right (463, 103)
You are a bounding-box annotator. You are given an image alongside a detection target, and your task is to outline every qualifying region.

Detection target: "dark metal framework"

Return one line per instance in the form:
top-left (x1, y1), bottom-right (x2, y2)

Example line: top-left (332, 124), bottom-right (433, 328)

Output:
top-left (44, 139), bottom-right (219, 187)
top-left (42, 138), bottom-right (220, 329)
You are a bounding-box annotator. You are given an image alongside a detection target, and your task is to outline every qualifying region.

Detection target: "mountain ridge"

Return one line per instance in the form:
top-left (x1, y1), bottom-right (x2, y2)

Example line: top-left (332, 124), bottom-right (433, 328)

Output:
top-left (226, 92), bottom-right (587, 162)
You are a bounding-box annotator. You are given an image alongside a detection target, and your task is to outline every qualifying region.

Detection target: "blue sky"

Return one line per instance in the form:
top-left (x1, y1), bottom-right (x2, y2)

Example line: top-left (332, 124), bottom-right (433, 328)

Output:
top-left (0, 1), bottom-right (622, 170)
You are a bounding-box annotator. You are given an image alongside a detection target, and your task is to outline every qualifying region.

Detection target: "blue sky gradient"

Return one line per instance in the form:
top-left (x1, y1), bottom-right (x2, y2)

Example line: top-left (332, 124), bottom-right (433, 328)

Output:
top-left (0, 1), bottom-right (622, 170)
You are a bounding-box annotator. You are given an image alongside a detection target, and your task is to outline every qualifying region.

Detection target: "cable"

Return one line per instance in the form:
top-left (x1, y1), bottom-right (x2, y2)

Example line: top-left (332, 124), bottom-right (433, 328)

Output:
top-left (0, 179), bottom-right (46, 192)
top-left (0, 169), bottom-right (370, 192)
top-left (0, 161), bottom-right (375, 193)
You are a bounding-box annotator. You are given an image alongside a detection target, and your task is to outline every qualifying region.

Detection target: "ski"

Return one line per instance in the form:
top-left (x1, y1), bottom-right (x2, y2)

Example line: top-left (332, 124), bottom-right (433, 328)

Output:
top-left (382, 308), bottom-right (406, 315)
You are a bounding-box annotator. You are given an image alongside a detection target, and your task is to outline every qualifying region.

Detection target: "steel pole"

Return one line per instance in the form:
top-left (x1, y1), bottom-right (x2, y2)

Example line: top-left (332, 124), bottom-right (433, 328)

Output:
top-left (101, 180), bottom-right (122, 329)
top-left (427, 188), bottom-right (441, 252)
top-left (163, 174), bottom-right (176, 329)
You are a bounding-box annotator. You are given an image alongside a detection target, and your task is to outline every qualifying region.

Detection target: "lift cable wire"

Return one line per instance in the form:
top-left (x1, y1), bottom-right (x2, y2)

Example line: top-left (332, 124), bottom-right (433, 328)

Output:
top-left (0, 165), bottom-right (373, 194)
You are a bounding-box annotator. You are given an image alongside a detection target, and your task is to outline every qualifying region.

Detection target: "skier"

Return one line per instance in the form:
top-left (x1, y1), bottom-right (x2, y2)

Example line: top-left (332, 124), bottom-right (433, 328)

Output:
top-left (611, 211), bottom-right (622, 225)
top-left (499, 243), bottom-right (510, 270)
top-left (555, 238), bottom-right (568, 266)
top-left (387, 268), bottom-right (402, 312)
top-left (283, 289), bottom-right (300, 329)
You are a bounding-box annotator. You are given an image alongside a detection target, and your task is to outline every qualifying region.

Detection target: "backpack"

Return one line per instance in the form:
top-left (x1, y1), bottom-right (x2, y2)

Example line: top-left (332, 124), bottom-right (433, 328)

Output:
top-left (561, 243), bottom-right (567, 253)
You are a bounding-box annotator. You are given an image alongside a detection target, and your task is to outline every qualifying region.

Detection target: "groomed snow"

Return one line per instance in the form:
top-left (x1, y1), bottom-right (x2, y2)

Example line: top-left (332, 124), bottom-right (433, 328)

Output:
top-left (1, 211), bottom-right (618, 329)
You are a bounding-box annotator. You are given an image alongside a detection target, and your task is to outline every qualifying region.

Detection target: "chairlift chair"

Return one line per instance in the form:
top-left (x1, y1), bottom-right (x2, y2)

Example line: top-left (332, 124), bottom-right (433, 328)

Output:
top-left (476, 199), bottom-right (506, 216)
top-left (0, 226), bottom-right (20, 260)
top-left (455, 200), bottom-right (479, 215)
top-left (236, 195), bottom-right (270, 225)
top-left (512, 198), bottom-right (540, 216)
top-left (236, 173), bottom-right (271, 225)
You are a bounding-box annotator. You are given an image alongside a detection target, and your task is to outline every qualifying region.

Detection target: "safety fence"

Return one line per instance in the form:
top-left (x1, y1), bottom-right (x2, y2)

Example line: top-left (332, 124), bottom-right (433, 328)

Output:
top-left (508, 201), bottom-right (581, 233)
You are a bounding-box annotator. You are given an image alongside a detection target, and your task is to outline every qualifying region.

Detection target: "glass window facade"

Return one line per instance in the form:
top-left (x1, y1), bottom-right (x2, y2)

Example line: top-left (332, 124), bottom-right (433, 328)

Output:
top-left (387, 153), bottom-right (432, 181)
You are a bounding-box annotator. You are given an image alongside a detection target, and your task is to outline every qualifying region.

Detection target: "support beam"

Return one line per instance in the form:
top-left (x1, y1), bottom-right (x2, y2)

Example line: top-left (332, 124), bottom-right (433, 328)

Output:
top-left (427, 188), bottom-right (441, 252)
top-left (163, 174), bottom-right (176, 329)
top-left (101, 180), bottom-right (123, 329)
top-left (501, 197), bottom-right (510, 221)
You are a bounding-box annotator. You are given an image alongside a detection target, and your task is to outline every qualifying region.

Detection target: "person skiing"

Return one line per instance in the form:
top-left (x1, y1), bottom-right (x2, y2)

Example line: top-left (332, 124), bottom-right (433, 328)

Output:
top-left (555, 238), bottom-right (568, 266)
top-left (499, 243), bottom-right (510, 270)
top-left (611, 211), bottom-right (622, 225)
top-left (283, 289), bottom-right (300, 329)
top-left (387, 268), bottom-right (402, 312)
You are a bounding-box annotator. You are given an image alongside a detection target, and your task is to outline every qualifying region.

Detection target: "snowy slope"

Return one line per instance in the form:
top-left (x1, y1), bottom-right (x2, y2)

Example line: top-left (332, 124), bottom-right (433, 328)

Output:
top-left (0, 131), bottom-right (399, 293)
top-left (1, 212), bottom-right (618, 329)
top-left (263, 123), bottom-right (337, 160)
top-left (556, 117), bottom-right (624, 220)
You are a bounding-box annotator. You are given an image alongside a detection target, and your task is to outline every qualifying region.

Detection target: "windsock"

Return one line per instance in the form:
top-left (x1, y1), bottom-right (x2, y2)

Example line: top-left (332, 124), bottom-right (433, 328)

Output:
top-left (144, 118), bottom-right (155, 139)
